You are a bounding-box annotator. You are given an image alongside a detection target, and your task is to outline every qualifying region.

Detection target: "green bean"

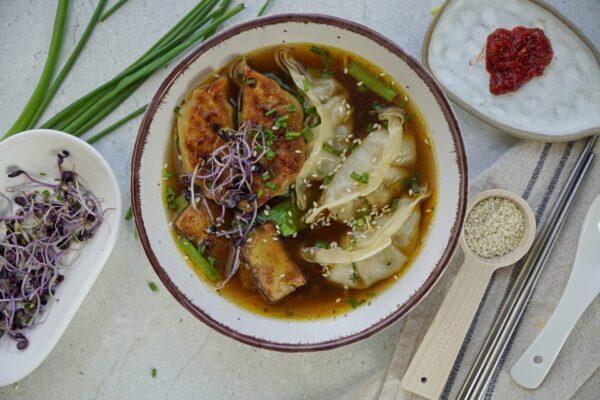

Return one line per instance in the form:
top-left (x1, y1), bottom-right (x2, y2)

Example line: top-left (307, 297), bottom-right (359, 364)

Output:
top-left (4, 0), bottom-right (69, 138)
top-left (86, 104), bottom-right (147, 144)
top-left (347, 62), bottom-right (397, 102)
top-left (27, 0), bottom-right (108, 130)
top-left (99, 0), bottom-right (129, 22)
top-left (179, 238), bottom-right (220, 282)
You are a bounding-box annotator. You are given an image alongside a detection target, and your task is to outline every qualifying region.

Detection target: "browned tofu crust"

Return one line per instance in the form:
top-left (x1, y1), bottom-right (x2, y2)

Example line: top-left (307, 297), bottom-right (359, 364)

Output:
top-left (173, 204), bottom-right (229, 257)
top-left (241, 64), bottom-right (305, 207)
top-left (241, 222), bottom-right (306, 303)
top-left (177, 77), bottom-right (234, 174)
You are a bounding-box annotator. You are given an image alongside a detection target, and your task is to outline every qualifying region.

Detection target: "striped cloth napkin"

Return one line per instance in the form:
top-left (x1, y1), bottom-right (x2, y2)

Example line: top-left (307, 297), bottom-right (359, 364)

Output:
top-left (342, 138), bottom-right (600, 400)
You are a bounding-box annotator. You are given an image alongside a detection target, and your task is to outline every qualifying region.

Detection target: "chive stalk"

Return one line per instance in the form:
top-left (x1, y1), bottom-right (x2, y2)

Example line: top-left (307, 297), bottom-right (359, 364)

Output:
top-left (27, 0), bottom-right (108, 130)
top-left (257, 0), bottom-right (273, 16)
top-left (4, 0), bottom-right (69, 138)
top-left (99, 0), bottom-right (129, 22)
top-left (87, 104), bottom-right (147, 144)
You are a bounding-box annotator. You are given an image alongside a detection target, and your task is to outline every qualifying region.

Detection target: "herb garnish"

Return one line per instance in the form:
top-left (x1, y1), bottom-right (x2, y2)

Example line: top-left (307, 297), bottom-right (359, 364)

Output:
top-left (166, 186), bottom-right (176, 209)
top-left (350, 263), bottom-right (359, 283)
top-left (148, 282), bottom-right (159, 292)
top-left (403, 171), bottom-right (423, 194)
top-left (323, 143), bottom-right (341, 156)
top-left (350, 171), bottom-right (369, 184)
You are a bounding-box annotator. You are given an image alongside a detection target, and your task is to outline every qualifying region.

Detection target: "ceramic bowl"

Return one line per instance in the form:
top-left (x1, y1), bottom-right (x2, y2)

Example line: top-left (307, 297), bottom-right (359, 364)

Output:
top-left (0, 129), bottom-right (122, 385)
top-left (132, 14), bottom-right (467, 351)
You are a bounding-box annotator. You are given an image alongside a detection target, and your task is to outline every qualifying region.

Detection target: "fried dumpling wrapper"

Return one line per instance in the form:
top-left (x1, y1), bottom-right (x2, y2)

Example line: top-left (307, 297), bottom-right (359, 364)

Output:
top-left (305, 108), bottom-right (404, 223)
top-left (236, 60), bottom-right (305, 207)
top-left (176, 77), bottom-right (234, 174)
top-left (277, 49), bottom-right (353, 209)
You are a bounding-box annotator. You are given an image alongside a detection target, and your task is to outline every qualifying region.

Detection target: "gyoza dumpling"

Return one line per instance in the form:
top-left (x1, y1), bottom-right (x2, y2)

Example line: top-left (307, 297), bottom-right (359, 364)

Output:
top-left (394, 132), bottom-right (417, 167)
top-left (303, 192), bottom-right (428, 265)
top-left (236, 61), bottom-right (305, 207)
top-left (305, 108), bottom-right (404, 223)
top-left (326, 245), bottom-right (408, 289)
top-left (176, 77), bottom-right (234, 174)
top-left (277, 49), bottom-right (353, 209)
top-left (323, 195), bottom-right (424, 289)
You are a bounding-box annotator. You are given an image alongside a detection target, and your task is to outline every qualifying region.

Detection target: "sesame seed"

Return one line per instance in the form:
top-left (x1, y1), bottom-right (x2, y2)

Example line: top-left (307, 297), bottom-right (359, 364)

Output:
top-left (379, 72), bottom-right (386, 77)
top-left (344, 67), bottom-right (348, 74)
top-left (262, 238), bottom-right (268, 243)
top-left (295, 150), bottom-right (302, 154)
top-left (393, 275), bottom-right (398, 280)
top-left (335, 298), bottom-right (341, 303)
top-left (346, 188), bottom-right (352, 193)
top-left (357, 81), bottom-right (364, 86)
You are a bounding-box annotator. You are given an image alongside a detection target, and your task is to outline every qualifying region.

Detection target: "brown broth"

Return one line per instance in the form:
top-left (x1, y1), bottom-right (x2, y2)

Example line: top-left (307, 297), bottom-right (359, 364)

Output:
top-left (163, 43), bottom-right (437, 320)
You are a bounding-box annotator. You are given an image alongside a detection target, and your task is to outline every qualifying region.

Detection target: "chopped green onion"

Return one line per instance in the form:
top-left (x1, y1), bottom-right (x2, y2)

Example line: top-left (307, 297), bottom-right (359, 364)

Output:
top-left (179, 238), bottom-right (219, 282)
top-left (265, 149), bottom-right (276, 160)
top-left (286, 104), bottom-right (296, 112)
top-left (285, 131), bottom-right (301, 139)
top-left (301, 126), bottom-right (313, 141)
top-left (174, 105), bottom-right (181, 115)
top-left (310, 46), bottom-right (328, 56)
top-left (124, 206), bottom-right (133, 220)
top-left (151, 368), bottom-right (157, 378)
top-left (148, 282), bottom-right (159, 292)
top-left (306, 106), bottom-right (318, 118)
top-left (166, 186), bottom-right (177, 209)
top-left (303, 78), bottom-right (309, 92)
top-left (322, 70), bottom-right (332, 79)
top-left (315, 240), bottom-right (328, 249)
top-left (347, 295), bottom-right (364, 309)
top-left (163, 170), bottom-right (175, 180)
top-left (261, 171), bottom-right (271, 181)
top-left (323, 174), bottom-right (334, 185)
top-left (174, 195), bottom-right (188, 213)
top-left (346, 144), bottom-right (355, 155)
top-left (350, 171), bottom-right (369, 184)
top-left (372, 103), bottom-right (385, 114)
top-left (264, 107), bottom-right (278, 117)
top-left (350, 263), bottom-right (359, 283)
top-left (391, 198), bottom-right (399, 212)
top-left (403, 171), bottom-right (423, 194)
top-left (274, 114), bottom-right (289, 129)
top-left (430, 5), bottom-right (441, 15)
top-left (323, 143), bottom-right (341, 156)
top-left (348, 62), bottom-right (397, 102)
top-left (265, 181), bottom-right (277, 191)
top-left (257, 188), bottom-right (264, 198)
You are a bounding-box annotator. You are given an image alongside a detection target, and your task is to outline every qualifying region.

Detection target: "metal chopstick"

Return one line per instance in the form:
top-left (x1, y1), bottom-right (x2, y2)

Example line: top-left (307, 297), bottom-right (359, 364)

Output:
top-left (458, 136), bottom-right (598, 400)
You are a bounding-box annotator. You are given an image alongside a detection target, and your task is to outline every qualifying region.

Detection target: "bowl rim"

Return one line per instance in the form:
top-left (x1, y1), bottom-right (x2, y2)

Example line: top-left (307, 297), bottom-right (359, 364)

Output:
top-left (131, 13), bottom-right (468, 352)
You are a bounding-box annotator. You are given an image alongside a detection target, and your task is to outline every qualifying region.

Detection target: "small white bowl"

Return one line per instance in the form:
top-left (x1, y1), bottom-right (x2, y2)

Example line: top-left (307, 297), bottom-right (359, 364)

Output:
top-left (0, 129), bottom-right (122, 386)
top-left (133, 15), bottom-right (467, 351)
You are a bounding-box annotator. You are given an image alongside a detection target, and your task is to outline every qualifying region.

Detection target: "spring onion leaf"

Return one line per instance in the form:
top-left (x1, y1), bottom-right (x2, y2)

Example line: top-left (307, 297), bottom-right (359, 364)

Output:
top-left (349, 263), bottom-right (359, 283)
top-left (348, 62), bottom-right (397, 102)
top-left (124, 206), bottom-right (133, 220)
top-left (314, 240), bottom-right (328, 249)
top-left (148, 282), bottom-right (159, 292)
top-left (323, 143), bottom-right (341, 156)
top-left (179, 238), bottom-right (219, 282)
top-left (151, 368), bottom-right (157, 378)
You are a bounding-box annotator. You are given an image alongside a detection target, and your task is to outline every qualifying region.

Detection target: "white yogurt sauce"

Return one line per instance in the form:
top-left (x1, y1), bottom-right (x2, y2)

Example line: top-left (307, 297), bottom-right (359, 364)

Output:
top-left (428, 0), bottom-right (600, 137)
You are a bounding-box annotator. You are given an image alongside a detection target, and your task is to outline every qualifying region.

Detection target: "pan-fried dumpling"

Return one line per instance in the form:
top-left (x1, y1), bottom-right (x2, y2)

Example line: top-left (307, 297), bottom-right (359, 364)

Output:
top-left (305, 108), bottom-right (404, 223)
top-left (277, 49), bottom-right (353, 209)
top-left (237, 61), bottom-right (305, 207)
top-left (176, 77), bottom-right (234, 174)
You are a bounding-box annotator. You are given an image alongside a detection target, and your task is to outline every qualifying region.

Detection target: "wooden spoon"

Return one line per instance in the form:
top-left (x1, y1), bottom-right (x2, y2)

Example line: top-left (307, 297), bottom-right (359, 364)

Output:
top-left (401, 189), bottom-right (536, 400)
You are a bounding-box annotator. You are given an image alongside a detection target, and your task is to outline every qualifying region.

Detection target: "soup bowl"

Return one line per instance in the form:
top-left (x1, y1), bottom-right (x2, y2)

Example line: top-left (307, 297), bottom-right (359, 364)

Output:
top-left (132, 14), bottom-right (467, 351)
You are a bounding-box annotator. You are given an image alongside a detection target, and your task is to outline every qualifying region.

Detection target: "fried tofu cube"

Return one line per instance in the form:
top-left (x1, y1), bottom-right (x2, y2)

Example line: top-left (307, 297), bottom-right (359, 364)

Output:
top-left (241, 222), bottom-right (306, 303)
top-left (173, 204), bottom-right (228, 255)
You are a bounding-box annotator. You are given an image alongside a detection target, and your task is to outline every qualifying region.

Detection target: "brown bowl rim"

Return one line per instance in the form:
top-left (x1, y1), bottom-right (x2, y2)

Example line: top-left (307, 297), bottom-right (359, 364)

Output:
top-left (131, 13), bottom-right (468, 352)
